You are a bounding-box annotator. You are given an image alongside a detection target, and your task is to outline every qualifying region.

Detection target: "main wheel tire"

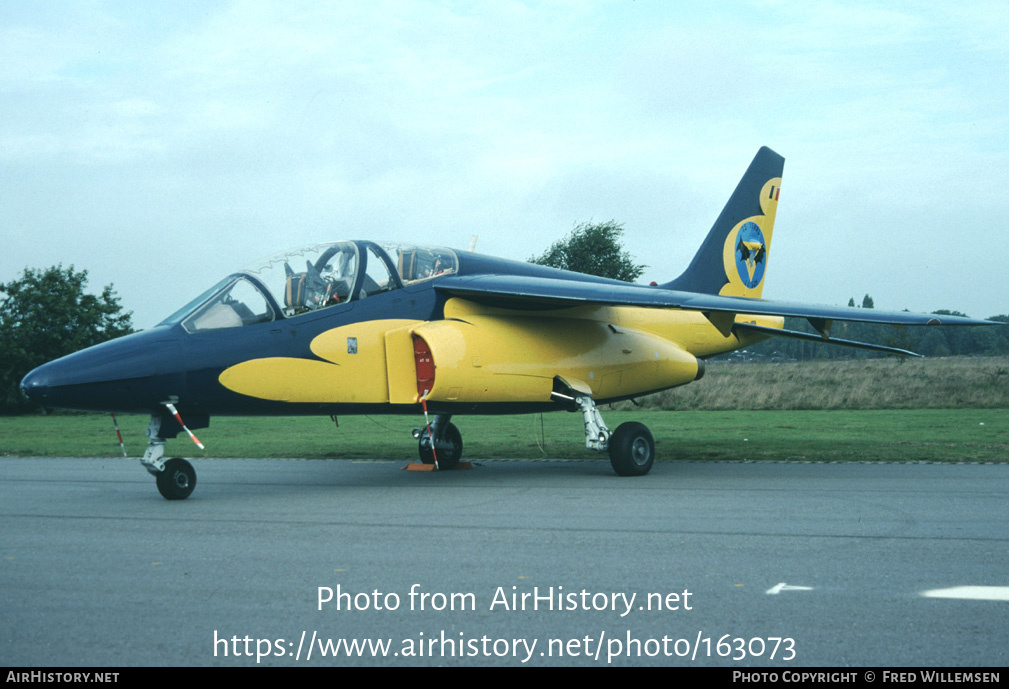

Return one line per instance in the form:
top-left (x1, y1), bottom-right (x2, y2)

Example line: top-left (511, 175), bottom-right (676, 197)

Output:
top-left (156, 457), bottom-right (197, 500)
top-left (419, 422), bottom-right (463, 470)
top-left (608, 422), bottom-right (655, 476)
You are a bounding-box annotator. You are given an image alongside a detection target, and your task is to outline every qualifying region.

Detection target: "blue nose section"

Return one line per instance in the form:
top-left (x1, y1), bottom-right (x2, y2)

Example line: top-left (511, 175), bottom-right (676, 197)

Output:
top-left (17, 327), bottom-right (186, 413)
top-left (19, 366), bottom-right (51, 406)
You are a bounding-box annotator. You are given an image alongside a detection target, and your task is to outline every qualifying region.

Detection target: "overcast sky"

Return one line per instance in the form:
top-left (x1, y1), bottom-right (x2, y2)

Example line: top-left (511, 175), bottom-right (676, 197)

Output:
top-left (3, 0), bottom-right (1007, 329)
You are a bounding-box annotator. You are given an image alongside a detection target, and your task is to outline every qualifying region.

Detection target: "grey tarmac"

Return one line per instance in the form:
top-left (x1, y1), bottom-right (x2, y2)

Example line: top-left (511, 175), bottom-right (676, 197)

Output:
top-left (1, 456), bottom-right (1007, 667)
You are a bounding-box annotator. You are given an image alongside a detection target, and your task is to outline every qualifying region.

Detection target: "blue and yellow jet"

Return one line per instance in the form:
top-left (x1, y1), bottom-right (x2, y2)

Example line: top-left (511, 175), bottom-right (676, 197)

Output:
top-left (19, 147), bottom-right (992, 499)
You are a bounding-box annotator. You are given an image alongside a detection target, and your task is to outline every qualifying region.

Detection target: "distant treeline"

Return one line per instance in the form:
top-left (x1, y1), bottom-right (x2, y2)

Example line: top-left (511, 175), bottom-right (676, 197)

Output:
top-left (735, 312), bottom-right (1009, 361)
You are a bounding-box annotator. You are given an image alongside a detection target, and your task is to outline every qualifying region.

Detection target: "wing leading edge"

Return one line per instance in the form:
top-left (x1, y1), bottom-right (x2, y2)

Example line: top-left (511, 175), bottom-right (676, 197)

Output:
top-left (435, 275), bottom-right (991, 327)
top-left (434, 274), bottom-right (994, 356)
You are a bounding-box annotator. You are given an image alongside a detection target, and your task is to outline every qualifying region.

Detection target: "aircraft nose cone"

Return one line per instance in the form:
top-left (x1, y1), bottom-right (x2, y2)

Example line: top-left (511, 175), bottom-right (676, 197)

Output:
top-left (20, 366), bottom-right (52, 406)
top-left (17, 327), bottom-right (187, 413)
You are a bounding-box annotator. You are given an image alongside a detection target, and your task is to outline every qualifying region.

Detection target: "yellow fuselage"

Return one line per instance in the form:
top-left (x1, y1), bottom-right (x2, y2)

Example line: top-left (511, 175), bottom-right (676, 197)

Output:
top-left (219, 298), bottom-right (781, 407)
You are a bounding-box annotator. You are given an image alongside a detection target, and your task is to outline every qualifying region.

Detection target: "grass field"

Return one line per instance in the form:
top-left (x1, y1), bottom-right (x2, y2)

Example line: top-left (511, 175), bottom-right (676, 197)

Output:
top-left (3, 356), bottom-right (1007, 463)
top-left (1, 408), bottom-right (1006, 463)
top-left (619, 356), bottom-right (1009, 410)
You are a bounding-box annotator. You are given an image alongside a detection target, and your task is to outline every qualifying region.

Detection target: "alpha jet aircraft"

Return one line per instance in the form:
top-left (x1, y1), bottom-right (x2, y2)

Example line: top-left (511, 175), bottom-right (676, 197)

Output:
top-left (20, 147), bottom-right (993, 499)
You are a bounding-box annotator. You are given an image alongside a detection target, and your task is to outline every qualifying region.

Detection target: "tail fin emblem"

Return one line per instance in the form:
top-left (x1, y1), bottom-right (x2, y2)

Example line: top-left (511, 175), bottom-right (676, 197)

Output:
top-left (734, 222), bottom-right (766, 288)
top-left (662, 148), bottom-right (783, 298)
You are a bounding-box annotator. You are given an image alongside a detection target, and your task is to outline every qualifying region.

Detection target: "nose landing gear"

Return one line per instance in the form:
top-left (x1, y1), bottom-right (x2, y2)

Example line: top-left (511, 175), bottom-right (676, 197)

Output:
top-left (155, 457), bottom-right (197, 500)
top-left (140, 410), bottom-right (200, 500)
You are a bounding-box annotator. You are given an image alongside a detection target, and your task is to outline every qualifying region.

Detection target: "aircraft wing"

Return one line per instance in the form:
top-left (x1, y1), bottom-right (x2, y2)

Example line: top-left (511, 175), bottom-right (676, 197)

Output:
top-left (435, 274), bottom-right (994, 328)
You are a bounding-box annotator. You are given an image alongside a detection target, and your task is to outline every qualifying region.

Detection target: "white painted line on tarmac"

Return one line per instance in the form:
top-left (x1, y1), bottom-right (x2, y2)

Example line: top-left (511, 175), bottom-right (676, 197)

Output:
top-left (921, 586), bottom-right (1009, 601)
top-left (766, 582), bottom-right (814, 595)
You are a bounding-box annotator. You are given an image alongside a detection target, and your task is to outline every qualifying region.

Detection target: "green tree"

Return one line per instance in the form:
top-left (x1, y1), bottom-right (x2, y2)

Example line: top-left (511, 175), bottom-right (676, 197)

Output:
top-left (1, 265), bottom-right (133, 413)
top-left (862, 294), bottom-right (874, 309)
top-left (529, 220), bottom-right (646, 282)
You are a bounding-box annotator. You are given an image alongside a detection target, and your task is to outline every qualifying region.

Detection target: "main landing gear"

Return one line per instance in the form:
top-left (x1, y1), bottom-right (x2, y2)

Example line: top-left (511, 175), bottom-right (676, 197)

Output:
top-left (409, 398), bottom-right (655, 477)
top-left (413, 413), bottom-right (463, 470)
top-left (141, 414), bottom-right (197, 500)
top-left (607, 421), bottom-right (656, 477)
top-left (565, 392), bottom-right (656, 476)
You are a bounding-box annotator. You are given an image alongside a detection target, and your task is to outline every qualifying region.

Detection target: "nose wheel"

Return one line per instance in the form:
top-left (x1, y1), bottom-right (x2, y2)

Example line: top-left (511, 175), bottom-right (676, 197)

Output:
top-left (141, 413), bottom-right (198, 500)
top-left (155, 457), bottom-right (197, 500)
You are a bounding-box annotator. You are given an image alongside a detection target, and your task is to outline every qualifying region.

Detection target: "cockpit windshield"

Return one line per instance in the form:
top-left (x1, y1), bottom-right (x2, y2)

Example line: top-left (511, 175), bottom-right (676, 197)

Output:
top-left (157, 241), bottom-right (459, 332)
top-left (247, 242), bottom-right (360, 316)
top-left (388, 243), bottom-right (458, 284)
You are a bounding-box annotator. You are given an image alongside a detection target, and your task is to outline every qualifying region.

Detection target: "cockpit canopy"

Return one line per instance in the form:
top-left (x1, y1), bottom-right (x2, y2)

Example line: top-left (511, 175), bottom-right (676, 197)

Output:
top-left (159, 241), bottom-right (458, 333)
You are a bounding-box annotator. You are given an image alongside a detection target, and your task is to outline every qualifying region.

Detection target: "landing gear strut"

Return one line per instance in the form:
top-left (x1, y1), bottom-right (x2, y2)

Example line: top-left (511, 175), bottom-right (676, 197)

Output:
top-left (414, 413), bottom-right (464, 470)
top-left (564, 393), bottom-right (655, 476)
top-left (140, 414), bottom-right (198, 500)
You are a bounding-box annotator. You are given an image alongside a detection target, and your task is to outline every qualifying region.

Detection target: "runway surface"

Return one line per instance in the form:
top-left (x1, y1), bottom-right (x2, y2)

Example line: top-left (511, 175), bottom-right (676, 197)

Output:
top-left (2, 456), bottom-right (1007, 667)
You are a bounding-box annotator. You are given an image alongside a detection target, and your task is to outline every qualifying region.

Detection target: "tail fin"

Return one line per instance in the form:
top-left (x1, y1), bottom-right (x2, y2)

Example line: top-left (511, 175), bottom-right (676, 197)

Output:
top-left (662, 147), bottom-right (784, 298)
